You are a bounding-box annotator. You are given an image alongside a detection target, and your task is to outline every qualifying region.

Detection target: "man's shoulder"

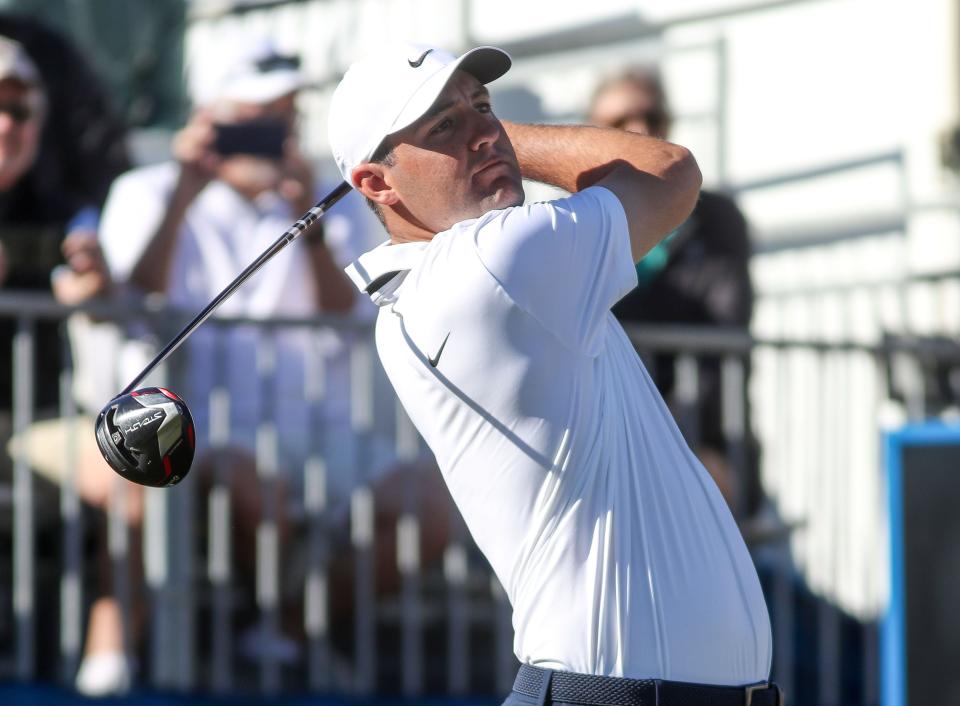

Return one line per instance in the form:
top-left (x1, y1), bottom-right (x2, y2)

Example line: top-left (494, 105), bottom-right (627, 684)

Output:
top-left (111, 161), bottom-right (179, 194)
top-left (443, 186), bottom-right (619, 245)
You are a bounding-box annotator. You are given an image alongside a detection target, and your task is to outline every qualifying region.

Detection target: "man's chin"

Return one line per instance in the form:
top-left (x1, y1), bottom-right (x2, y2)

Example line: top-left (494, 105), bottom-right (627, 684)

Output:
top-left (487, 180), bottom-right (524, 211)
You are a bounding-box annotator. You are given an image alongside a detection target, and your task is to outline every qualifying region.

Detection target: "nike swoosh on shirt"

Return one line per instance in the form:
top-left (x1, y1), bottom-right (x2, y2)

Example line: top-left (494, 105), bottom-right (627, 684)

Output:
top-left (428, 332), bottom-right (450, 368)
top-left (408, 49), bottom-right (433, 68)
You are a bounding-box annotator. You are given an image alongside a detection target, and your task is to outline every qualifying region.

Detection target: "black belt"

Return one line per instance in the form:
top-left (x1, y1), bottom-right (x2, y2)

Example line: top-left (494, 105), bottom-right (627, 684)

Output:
top-left (513, 664), bottom-right (783, 706)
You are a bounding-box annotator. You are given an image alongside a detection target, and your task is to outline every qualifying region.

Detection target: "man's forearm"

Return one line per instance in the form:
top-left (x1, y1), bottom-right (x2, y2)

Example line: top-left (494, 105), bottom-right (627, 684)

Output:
top-left (307, 235), bottom-right (356, 313)
top-left (502, 121), bottom-right (692, 193)
top-left (129, 174), bottom-right (204, 294)
top-left (502, 121), bottom-right (702, 262)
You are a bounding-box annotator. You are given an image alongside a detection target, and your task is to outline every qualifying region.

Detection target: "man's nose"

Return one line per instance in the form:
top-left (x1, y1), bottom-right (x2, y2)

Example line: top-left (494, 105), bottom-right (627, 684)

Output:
top-left (0, 112), bottom-right (17, 132)
top-left (468, 112), bottom-right (500, 152)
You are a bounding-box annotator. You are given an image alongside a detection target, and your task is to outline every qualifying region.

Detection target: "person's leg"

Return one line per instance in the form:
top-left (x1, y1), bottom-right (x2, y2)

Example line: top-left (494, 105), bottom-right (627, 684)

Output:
top-left (75, 444), bottom-right (144, 695)
top-left (327, 456), bottom-right (454, 625)
top-left (194, 445), bottom-right (303, 667)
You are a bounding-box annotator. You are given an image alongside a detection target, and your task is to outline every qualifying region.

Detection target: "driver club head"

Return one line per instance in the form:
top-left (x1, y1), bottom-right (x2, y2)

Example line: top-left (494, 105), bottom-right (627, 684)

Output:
top-left (95, 387), bottom-right (196, 487)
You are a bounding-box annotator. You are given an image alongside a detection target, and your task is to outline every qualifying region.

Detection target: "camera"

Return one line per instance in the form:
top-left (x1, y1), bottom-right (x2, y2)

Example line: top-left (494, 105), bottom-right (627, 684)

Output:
top-left (213, 119), bottom-right (287, 158)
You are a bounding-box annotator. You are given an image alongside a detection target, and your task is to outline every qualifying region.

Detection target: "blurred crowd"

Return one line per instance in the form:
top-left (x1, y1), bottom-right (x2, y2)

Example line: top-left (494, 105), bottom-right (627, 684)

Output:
top-left (0, 12), bottom-right (787, 699)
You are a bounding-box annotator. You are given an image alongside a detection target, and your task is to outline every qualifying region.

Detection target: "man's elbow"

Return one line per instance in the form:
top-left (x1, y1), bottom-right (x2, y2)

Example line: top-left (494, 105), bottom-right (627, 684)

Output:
top-left (663, 144), bottom-right (702, 225)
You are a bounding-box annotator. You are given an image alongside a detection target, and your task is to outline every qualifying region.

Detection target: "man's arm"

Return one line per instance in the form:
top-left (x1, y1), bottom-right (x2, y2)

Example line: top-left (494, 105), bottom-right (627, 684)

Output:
top-left (502, 122), bottom-right (701, 263)
top-left (280, 143), bottom-right (356, 313)
top-left (128, 111), bottom-right (221, 294)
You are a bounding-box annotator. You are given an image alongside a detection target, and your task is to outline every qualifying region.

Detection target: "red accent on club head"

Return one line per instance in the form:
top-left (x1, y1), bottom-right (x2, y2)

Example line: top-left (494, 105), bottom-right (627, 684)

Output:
top-left (163, 455), bottom-right (172, 479)
top-left (158, 388), bottom-right (180, 401)
top-left (187, 423), bottom-right (195, 449)
top-left (130, 390), bottom-right (142, 397)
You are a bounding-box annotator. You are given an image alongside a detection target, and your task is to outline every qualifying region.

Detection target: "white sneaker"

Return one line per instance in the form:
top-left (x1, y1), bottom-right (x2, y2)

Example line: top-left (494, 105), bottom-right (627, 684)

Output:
top-left (75, 651), bottom-right (131, 697)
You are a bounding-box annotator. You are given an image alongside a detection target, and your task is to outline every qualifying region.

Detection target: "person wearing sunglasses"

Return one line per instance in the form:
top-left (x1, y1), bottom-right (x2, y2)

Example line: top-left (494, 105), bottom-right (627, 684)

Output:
top-left (589, 67), bottom-right (760, 526)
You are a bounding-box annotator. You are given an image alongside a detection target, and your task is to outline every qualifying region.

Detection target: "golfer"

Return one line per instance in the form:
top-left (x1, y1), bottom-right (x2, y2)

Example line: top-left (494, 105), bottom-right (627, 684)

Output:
top-left (330, 43), bottom-right (779, 706)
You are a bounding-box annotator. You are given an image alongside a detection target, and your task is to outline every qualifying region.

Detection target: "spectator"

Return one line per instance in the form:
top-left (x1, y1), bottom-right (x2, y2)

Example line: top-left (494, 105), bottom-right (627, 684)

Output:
top-left (0, 13), bottom-right (130, 214)
top-left (0, 32), bottom-right (118, 418)
top-left (589, 67), bottom-right (759, 518)
top-left (0, 26), bottom-right (127, 693)
top-left (74, 37), bottom-right (450, 695)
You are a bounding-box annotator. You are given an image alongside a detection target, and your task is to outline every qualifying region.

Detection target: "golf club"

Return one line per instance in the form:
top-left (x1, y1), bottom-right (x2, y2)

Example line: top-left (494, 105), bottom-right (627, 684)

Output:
top-left (94, 181), bottom-right (352, 487)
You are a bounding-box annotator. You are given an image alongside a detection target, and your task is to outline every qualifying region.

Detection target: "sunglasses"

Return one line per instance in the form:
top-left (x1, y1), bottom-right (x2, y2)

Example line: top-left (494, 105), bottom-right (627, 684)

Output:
top-left (0, 102), bottom-right (35, 124)
top-left (254, 54), bottom-right (301, 74)
top-left (604, 109), bottom-right (668, 132)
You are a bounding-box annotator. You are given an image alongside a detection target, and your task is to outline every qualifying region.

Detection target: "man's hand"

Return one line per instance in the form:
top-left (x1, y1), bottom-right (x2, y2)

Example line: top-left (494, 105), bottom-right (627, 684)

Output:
top-left (171, 108), bottom-right (222, 197)
top-left (278, 136), bottom-right (316, 215)
top-left (53, 230), bottom-right (111, 305)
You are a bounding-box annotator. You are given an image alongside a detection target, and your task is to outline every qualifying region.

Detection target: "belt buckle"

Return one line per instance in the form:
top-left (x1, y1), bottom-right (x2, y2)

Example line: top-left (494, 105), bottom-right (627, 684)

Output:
top-left (745, 682), bottom-right (784, 706)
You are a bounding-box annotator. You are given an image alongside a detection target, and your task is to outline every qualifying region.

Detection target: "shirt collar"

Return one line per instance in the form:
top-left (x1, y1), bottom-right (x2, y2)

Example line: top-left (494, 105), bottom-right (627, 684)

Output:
top-left (345, 240), bottom-right (429, 306)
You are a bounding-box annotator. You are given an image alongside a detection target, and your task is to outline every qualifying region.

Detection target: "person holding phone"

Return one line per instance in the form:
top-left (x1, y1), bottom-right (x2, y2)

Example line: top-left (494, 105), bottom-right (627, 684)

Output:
top-left (73, 37), bottom-right (394, 695)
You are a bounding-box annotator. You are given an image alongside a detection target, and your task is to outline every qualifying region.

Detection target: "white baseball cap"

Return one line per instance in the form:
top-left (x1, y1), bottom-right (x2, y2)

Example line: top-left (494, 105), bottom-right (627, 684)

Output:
top-left (191, 36), bottom-right (307, 106)
top-left (328, 43), bottom-right (511, 185)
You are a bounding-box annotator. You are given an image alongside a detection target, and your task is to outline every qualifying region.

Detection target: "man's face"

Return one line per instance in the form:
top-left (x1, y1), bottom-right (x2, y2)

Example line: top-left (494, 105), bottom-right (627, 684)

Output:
top-left (589, 79), bottom-right (668, 139)
top-left (381, 70), bottom-right (523, 233)
top-left (0, 78), bottom-right (42, 191)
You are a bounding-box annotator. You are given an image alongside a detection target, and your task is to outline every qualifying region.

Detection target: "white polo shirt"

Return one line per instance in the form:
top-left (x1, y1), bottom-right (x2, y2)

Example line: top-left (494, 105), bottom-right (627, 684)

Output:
top-left (346, 186), bottom-right (771, 684)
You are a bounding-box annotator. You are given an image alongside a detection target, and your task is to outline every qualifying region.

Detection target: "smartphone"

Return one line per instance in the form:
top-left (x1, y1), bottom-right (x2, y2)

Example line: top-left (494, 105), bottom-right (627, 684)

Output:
top-left (213, 120), bottom-right (287, 158)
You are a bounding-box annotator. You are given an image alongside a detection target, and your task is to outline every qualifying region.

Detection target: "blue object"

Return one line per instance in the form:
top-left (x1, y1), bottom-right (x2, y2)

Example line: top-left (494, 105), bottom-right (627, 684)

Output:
top-left (882, 421), bottom-right (960, 706)
top-left (634, 227), bottom-right (678, 287)
top-left (66, 205), bottom-right (100, 233)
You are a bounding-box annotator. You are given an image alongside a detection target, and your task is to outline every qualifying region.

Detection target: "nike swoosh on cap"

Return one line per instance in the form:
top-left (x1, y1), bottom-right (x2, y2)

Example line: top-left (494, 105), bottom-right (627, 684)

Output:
top-left (408, 49), bottom-right (433, 68)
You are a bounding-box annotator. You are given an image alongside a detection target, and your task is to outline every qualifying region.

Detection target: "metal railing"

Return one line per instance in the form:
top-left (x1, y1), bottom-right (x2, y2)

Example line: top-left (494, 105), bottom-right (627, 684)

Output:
top-left (0, 293), bottom-right (518, 697)
top-left (1, 292), bottom-right (958, 703)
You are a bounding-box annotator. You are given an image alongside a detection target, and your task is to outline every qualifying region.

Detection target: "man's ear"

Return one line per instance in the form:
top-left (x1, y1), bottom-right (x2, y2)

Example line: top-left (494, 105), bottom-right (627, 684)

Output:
top-left (352, 163), bottom-right (399, 207)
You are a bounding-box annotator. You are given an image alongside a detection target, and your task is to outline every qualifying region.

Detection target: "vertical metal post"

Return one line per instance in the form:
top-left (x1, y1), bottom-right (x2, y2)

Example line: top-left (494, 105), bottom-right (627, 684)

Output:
top-left (674, 353), bottom-right (701, 449)
top-left (59, 353), bottom-right (82, 684)
top-left (108, 476), bottom-right (132, 682)
top-left (721, 356), bottom-right (747, 519)
top-left (894, 152), bottom-right (911, 336)
top-left (396, 403), bottom-right (423, 696)
top-left (770, 553), bottom-right (795, 699)
top-left (172, 358), bottom-right (196, 693)
top-left (144, 365), bottom-right (173, 688)
top-left (305, 333), bottom-right (330, 691)
top-left (446, 517), bottom-right (469, 695)
top-left (397, 512), bottom-right (422, 694)
top-left (106, 324), bottom-right (135, 685)
top-left (862, 619), bottom-right (880, 705)
top-left (256, 333), bottom-right (281, 695)
top-left (769, 335), bottom-right (795, 699)
top-left (715, 35), bottom-right (730, 186)
top-left (208, 367), bottom-right (233, 693)
top-left (145, 484), bottom-right (171, 687)
top-left (12, 317), bottom-right (35, 680)
top-left (816, 600), bottom-right (841, 706)
top-left (350, 340), bottom-right (376, 695)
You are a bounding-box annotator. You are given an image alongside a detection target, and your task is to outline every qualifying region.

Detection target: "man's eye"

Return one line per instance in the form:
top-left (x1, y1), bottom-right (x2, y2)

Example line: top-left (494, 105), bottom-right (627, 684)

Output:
top-left (476, 102), bottom-right (492, 113)
top-left (430, 118), bottom-right (452, 135)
